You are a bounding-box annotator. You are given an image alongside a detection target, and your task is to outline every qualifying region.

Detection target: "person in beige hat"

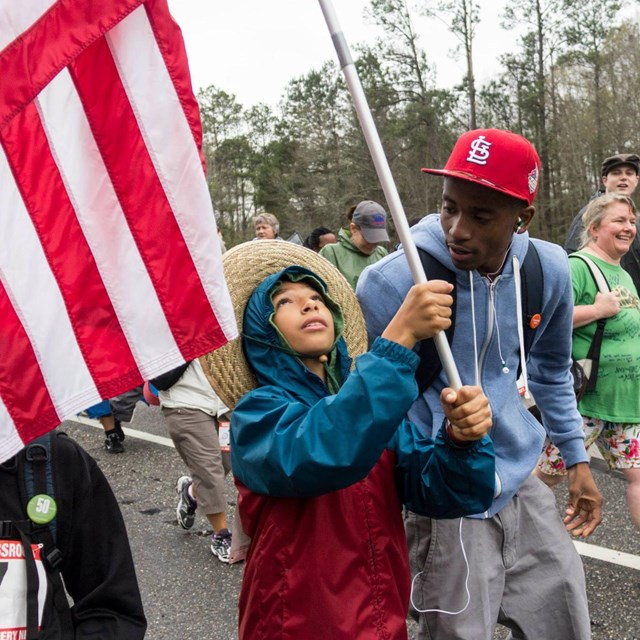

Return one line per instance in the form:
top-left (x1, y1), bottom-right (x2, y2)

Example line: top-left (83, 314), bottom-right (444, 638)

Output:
top-left (202, 240), bottom-right (494, 640)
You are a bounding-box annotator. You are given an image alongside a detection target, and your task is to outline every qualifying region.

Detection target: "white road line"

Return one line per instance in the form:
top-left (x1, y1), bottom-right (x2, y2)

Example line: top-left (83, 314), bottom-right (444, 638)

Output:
top-left (70, 415), bottom-right (175, 448)
top-left (68, 417), bottom-right (640, 572)
top-left (573, 540), bottom-right (640, 571)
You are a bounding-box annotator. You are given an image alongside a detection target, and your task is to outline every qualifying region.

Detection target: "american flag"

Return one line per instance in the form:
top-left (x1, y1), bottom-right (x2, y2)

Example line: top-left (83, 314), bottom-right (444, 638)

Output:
top-left (0, 0), bottom-right (237, 462)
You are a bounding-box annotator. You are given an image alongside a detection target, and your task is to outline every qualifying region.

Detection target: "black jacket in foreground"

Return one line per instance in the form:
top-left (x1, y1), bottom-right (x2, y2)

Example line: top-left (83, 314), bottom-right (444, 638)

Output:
top-left (0, 431), bottom-right (146, 639)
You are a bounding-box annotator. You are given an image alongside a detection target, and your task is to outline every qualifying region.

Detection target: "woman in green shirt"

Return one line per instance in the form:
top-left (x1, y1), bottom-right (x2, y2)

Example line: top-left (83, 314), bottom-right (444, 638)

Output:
top-left (537, 193), bottom-right (640, 531)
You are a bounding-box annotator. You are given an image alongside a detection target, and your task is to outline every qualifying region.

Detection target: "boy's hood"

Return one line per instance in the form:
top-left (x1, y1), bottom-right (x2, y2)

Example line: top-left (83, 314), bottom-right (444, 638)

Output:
top-left (411, 213), bottom-right (530, 274)
top-left (242, 266), bottom-right (351, 399)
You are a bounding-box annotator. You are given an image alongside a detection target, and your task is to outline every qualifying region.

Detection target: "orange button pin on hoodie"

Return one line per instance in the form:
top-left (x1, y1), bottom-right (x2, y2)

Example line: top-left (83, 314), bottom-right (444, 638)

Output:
top-left (529, 313), bottom-right (541, 329)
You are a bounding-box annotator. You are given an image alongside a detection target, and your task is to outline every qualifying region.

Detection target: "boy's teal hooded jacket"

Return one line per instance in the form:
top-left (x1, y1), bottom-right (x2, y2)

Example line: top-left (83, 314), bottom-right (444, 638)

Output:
top-left (230, 266), bottom-right (494, 640)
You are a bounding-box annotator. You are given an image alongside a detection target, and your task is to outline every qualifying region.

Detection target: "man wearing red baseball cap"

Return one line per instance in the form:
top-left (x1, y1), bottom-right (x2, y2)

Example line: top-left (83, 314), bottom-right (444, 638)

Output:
top-left (357, 129), bottom-right (602, 640)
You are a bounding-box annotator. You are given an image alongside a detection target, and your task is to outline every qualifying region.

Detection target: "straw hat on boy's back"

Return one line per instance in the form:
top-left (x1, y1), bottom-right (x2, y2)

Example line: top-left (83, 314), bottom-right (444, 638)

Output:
top-left (200, 240), bottom-right (368, 410)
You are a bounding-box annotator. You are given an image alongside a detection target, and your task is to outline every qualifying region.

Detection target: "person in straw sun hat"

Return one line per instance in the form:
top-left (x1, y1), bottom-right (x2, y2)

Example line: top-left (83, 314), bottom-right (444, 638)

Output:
top-left (201, 239), bottom-right (495, 639)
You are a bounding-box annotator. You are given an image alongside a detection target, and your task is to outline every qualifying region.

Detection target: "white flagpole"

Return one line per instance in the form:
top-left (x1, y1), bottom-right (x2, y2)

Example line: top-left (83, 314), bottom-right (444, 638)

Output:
top-left (317, 0), bottom-right (462, 390)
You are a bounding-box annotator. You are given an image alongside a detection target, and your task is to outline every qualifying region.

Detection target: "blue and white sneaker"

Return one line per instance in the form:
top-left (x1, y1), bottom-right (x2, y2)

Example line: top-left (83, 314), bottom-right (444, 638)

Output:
top-left (210, 529), bottom-right (231, 563)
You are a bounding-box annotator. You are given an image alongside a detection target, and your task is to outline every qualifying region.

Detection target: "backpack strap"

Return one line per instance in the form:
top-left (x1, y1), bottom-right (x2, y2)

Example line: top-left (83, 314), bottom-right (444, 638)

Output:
top-left (569, 253), bottom-right (610, 392)
top-left (520, 241), bottom-right (544, 359)
top-left (415, 249), bottom-right (457, 394)
top-left (569, 253), bottom-right (610, 294)
top-left (20, 432), bottom-right (73, 638)
top-left (23, 434), bottom-right (57, 543)
top-left (0, 453), bottom-right (39, 639)
top-left (16, 435), bottom-right (55, 640)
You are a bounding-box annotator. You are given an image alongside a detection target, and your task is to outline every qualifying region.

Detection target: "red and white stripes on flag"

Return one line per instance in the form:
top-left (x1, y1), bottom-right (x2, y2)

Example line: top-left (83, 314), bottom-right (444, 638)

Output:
top-left (0, 0), bottom-right (237, 462)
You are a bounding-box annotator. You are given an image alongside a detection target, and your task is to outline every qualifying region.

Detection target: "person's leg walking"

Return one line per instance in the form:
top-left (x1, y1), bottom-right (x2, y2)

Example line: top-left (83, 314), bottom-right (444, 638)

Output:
top-left (164, 408), bottom-right (228, 522)
top-left (595, 420), bottom-right (640, 531)
top-left (164, 407), bottom-right (233, 562)
top-left (406, 511), bottom-right (505, 640)
top-left (623, 468), bottom-right (640, 529)
top-left (498, 476), bottom-right (591, 640)
top-left (110, 385), bottom-right (144, 425)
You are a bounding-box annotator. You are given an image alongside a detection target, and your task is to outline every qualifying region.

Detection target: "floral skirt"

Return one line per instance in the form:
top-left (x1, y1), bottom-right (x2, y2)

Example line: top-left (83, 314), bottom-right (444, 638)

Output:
top-left (537, 416), bottom-right (640, 475)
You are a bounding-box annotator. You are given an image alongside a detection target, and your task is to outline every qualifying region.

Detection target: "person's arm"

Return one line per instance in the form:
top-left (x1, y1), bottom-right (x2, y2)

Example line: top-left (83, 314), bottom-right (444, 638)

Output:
top-left (232, 281), bottom-right (454, 497)
top-left (573, 290), bottom-right (620, 327)
top-left (565, 256), bottom-right (606, 535)
top-left (527, 250), bottom-right (588, 468)
top-left (393, 386), bottom-right (495, 518)
top-left (58, 439), bottom-right (146, 639)
top-left (356, 258), bottom-right (413, 346)
top-left (232, 339), bottom-right (496, 509)
top-left (231, 338), bottom-right (422, 497)
top-left (528, 247), bottom-right (603, 534)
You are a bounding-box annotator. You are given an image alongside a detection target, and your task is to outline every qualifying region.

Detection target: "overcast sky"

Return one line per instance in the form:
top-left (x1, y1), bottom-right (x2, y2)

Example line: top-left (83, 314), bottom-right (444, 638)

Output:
top-left (166, 1), bottom-right (519, 108)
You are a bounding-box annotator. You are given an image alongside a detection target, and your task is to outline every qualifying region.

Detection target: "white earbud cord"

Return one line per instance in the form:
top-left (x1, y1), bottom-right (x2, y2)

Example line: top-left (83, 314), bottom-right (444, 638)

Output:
top-left (491, 292), bottom-right (509, 374)
top-left (512, 255), bottom-right (531, 400)
top-left (409, 518), bottom-right (470, 615)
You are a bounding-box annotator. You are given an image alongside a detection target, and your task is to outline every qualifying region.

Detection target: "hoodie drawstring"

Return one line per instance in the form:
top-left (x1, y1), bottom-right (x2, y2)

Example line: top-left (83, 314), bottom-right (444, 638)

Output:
top-left (512, 255), bottom-right (531, 401)
top-left (469, 256), bottom-right (529, 394)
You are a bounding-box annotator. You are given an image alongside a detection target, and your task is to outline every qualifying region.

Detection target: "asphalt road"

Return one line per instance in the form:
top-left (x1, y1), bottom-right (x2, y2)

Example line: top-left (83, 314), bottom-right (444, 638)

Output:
top-left (60, 402), bottom-right (640, 640)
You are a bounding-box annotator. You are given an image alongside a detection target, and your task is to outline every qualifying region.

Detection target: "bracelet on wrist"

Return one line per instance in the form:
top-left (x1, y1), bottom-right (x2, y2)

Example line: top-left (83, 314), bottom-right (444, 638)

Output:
top-left (446, 421), bottom-right (469, 447)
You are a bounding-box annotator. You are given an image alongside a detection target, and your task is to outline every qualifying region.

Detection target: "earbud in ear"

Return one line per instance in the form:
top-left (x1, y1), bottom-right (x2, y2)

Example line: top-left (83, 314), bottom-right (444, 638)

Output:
top-left (516, 218), bottom-right (524, 230)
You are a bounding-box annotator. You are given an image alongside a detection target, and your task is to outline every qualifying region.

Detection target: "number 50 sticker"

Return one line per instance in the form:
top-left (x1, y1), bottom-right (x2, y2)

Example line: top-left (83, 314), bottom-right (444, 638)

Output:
top-left (27, 494), bottom-right (57, 525)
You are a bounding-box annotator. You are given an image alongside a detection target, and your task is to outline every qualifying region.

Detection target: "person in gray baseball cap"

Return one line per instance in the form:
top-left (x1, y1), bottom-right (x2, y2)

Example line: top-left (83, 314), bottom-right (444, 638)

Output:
top-left (320, 200), bottom-right (390, 289)
top-left (565, 152), bottom-right (640, 288)
top-left (351, 200), bottom-right (390, 244)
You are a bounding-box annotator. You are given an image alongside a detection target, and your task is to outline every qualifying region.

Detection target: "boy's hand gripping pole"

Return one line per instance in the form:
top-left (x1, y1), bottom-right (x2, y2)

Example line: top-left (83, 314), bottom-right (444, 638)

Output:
top-left (317, 0), bottom-right (462, 390)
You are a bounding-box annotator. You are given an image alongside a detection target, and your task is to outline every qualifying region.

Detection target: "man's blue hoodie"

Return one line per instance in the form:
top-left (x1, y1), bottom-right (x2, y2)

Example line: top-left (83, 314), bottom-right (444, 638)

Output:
top-left (357, 214), bottom-right (588, 517)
